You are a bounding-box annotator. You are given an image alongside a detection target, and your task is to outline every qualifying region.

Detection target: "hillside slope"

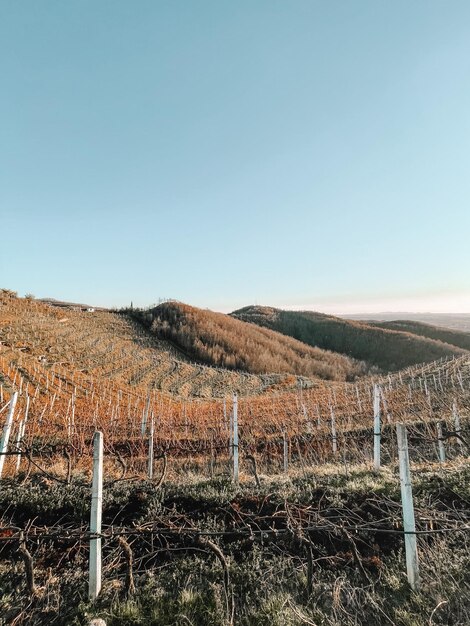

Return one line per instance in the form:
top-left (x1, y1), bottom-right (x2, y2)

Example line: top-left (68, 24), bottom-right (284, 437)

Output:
top-left (367, 320), bottom-right (470, 351)
top-left (231, 306), bottom-right (465, 371)
top-left (0, 294), bottom-right (321, 398)
top-left (131, 301), bottom-right (369, 381)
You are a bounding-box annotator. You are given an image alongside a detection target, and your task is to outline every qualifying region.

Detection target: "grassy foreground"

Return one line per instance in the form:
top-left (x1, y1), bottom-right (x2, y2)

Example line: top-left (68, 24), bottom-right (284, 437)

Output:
top-left (0, 461), bottom-right (469, 625)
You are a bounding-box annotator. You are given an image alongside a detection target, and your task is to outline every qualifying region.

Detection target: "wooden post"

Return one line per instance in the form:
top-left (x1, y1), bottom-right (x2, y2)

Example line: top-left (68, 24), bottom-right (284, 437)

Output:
top-left (141, 394), bottom-right (150, 437)
top-left (380, 388), bottom-right (391, 423)
top-left (302, 402), bottom-right (308, 424)
top-left (306, 407), bottom-right (313, 434)
top-left (453, 400), bottom-right (464, 454)
top-left (15, 395), bottom-right (30, 474)
top-left (65, 397), bottom-right (71, 438)
top-left (14, 419), bottom-right (24, 473)
top-left (355, 385), bottom-right (362, 412)
top-left (148, 416), bottom-right (154, 479)
top-left (70, 389), bottom-right (76, 438)
top-left (229, 403), bottom-right (233, 458)
top-left (0, 392), bottom-right (18, 478)
top-left (436, 422), bottom-right (446, 463)
top-left (283, 431), bottom-right (288, 473)
top-left (16, 396), bottom-right (29, 473)
top-left (330, 405), bottom-right (337, 455)
top-left (232, 394), bottom-right (239, 483)
top-left (89, 431), bottom-right (103, 601)
top-left (373, 384), bottom-right (381, 470)
top-left (396, 424), bottom-right (420, 591)
top-left (210, 433), bottom-right (215, 478)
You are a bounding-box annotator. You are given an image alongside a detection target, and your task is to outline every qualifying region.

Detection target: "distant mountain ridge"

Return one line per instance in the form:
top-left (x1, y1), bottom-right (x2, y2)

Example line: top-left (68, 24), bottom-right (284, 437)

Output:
top-left (366, 320), bottom-right (470, 351)
top-left (345, 312), bottom-right (470, 333)
top-left (231, 305), bottom-right (465, 371)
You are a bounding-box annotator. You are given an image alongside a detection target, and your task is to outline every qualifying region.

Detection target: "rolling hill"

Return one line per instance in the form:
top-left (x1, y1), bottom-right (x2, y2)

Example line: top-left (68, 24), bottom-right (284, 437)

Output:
top-left (366, 320), bottom-right (470, 351)
top-left (3, 294), bottom-right (466, 404)
top-left (231, 306), bottom-right (466, 371)
top-left (130, 301), bottom-right (369, 381)
top-left (0, 294), bottom-right (315, 399)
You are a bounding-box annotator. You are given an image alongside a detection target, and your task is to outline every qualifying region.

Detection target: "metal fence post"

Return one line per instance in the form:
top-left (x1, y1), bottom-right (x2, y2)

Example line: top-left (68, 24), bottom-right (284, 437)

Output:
top-left (0, 392), bottom-right (18, 478)
top-left (232, 395), bottom-right (239, 483)
top-left (437, 422), bottom-right (446, 463)
top-left (373, 385), bottom-right (381, 470)
top-left (89, 431), bottom-right (104, 601)
top-left (396, 424), bottom-right (420, 591)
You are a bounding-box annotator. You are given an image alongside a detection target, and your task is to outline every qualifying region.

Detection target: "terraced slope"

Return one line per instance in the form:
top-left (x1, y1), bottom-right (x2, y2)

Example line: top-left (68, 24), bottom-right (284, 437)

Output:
top-left (0, 295), bottom-right (319, 398)
top-left (130, 301), bottom-right (368, 381)
top-left (231, 306), bottom-right (466, 371)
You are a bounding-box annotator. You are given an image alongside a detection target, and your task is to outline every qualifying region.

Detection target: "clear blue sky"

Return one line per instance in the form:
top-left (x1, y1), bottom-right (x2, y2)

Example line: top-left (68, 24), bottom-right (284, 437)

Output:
top-left (1, 1), bottom-right (470, 313)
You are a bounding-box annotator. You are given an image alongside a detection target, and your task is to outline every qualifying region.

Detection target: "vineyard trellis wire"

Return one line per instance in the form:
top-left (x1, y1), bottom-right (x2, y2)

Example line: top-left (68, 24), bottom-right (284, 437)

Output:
top-left (0, 351), bottom-right (468, 479)
top-left (1, 431), bottom-right (469, 605)
top-left (1, 296), bottom-right (470, 621)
